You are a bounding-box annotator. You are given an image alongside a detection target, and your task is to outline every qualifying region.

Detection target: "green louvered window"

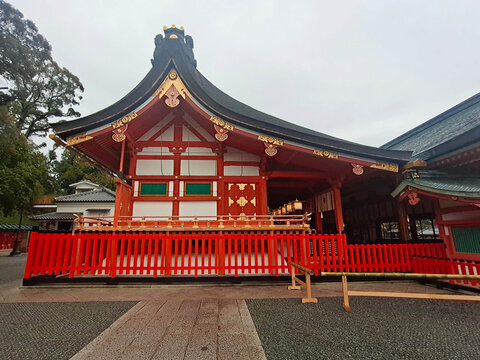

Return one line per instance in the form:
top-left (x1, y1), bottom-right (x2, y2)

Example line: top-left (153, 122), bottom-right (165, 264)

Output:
top-left (452, 227), bottom-right (480, 254)
top-left (185, 183), bottom-right (212, 196)
top-left (140, 183), bottom-right (167, 196)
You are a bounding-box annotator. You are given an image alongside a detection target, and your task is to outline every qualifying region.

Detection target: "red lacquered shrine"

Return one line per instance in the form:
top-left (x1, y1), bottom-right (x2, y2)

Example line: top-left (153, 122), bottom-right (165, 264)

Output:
top-left (50, 26), bottom-right (408, 231)
top-left (28, 26), bottom-right (477, 283)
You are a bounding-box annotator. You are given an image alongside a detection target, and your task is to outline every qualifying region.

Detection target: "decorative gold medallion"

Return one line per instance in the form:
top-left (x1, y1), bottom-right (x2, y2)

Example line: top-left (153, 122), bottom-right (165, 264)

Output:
top-left (214, 124), bottom-right (228, 142)
top-left (264, 143), bottom-right (278, 156)
top-left (112, 125), bottom-right (128, 142)
top-left (351, 164), bottom-right (364, 175)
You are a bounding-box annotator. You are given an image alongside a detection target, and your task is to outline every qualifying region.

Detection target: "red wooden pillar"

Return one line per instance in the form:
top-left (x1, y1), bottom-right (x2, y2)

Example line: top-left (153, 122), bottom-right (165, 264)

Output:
top-left (331, 184), bottom-right (344, 234)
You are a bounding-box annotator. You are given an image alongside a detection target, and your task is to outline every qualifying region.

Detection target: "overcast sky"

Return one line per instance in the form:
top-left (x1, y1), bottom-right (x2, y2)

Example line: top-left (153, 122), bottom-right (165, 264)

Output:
top-left (8, 0), bottom-right (480, 146)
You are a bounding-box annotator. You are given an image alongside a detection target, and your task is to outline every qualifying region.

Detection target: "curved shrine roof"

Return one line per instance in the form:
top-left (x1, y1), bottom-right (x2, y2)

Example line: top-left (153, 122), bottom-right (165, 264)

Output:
top-left (52, 26), bottom-right (411, 164)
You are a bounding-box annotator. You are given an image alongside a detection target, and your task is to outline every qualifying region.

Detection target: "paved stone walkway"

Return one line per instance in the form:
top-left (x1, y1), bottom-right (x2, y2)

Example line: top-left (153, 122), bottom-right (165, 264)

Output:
top-left (71, 299), bottom-right (265, 360)
top-left (0, 255), bottom-right (471, 359)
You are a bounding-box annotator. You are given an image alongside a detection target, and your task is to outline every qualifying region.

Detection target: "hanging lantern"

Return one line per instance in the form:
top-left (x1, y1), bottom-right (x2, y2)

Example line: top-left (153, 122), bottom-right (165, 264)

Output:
top-left (294, 199), bottom-right (303, 211)
top-left (286, 203), bottom-right (293, 213)
top-left (282, 205), bottom-right (287, 214)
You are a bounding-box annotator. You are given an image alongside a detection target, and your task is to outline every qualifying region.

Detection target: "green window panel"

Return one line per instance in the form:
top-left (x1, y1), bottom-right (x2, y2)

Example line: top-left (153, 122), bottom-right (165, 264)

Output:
top-left (185, 183), bottom-right (212, 196)
top-left (452, 227), bottom-right (480, 254)
top-left (140, 183), bottom-right (167, 196)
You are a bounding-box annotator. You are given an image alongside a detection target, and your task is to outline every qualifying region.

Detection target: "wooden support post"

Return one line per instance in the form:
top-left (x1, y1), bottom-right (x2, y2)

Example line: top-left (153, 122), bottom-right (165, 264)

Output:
top-left (288, 264), bottom-right (301, 290)
top-left (288, 261), bottom-right (317, 303)
top-left (342, 275), bottom-right (351, 312)
top-left (302, 272), bottom-right (318, 303)
top-left (397, 200), bottom-right (410, 242)
top-left (332, 184), bottom-right (344, 233)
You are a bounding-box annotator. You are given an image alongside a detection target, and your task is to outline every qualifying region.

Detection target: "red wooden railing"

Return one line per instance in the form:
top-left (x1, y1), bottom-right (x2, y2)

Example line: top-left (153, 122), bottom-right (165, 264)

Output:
top-left (24, 231), bottom-right (451, 281)
top-left (74, 214), bottom-right (311, 231)
top-left (412, 256), bottom-right (480, 288)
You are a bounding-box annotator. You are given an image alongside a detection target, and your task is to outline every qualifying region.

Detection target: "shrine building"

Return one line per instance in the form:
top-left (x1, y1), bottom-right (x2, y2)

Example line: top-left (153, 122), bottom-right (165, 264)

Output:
top-left (23, 26), bottom-right (479, 283)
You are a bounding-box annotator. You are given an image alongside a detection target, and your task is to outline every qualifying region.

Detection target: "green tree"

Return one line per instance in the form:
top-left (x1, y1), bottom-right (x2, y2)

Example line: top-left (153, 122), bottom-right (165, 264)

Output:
top-left (0, 1), bottom-right (84, 138)
top-left (53, 150), bottom-right (115, 194)
top-left (0, 121), bottom-right (50, 216)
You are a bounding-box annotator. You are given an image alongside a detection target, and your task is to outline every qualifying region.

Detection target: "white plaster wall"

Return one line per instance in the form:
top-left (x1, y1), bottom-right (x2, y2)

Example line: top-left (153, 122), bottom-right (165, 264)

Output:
top-left (132, 201), bottom-right (173, 218)
top-left (224, 147), bottom-right (260, 162)
top-left (182, 126), bottom-right (200, 141)
top-left (136, 159), bottom-right (174, 176)
top-left (181, 147), bottom-right (216, 156)
top-left (224, 166), bottom-right (259, 176)
top-left (179, 201), bottom-right (217, 219)
top-left (137, 147), bottom-right (171, 155)
top-left (184, 113), bottom-right (215, 141)
top-left (138, 113), bottom-right (174, 141)
top-left (154, 125), bottom-right (175, 141)
top-left (180, 160), bottom-right (217, 176)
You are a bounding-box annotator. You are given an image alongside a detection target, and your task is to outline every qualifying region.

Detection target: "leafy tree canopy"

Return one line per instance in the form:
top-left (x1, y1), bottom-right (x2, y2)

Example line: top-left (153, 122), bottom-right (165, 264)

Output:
top-left (53, 150), bottom-right (115, 194)
top-left (0, 1), bottom-right (84, 138)
top-left (0, 115), bottom-right (50, 216)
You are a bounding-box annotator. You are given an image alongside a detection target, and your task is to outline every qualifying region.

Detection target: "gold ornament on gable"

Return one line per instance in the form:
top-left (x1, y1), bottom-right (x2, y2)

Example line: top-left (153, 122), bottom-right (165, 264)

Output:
top-left (153, 70), bottom-right (192, 107)
top-left (111, 112), bottom-right (138, 129)
top-left (66, 134), bottom-right (93, 146)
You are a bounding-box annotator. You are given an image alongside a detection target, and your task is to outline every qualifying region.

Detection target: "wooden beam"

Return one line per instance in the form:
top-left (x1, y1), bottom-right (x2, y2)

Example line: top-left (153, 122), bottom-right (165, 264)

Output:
top-left (268, 171), bottom-right (329, 179)
top-left (348, 291), bottom-right (480, 302)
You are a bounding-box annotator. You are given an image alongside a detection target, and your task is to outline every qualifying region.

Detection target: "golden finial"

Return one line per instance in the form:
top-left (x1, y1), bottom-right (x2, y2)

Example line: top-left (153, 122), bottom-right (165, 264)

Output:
top-left (163, 25), bottom-right (167, 30)
top-left (179, 26), bottom-right (184, 31)
top-left (171, 24), bottom-right (176, 28)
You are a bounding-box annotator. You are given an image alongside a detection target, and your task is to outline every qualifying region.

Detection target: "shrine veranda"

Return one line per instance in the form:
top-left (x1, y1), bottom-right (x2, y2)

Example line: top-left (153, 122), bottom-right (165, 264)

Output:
top-left (24, 26), bottom-right (480, 285)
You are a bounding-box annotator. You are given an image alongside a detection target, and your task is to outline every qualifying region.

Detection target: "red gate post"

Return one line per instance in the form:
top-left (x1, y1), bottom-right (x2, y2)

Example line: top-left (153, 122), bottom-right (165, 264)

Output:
top-left (164, 232), bottom-right (172, 276)
top-left (268, 230), bottom-right (278, 275)
top-left (109, 232), bottom-right (118, 278)
top-left (217, 231), bottom-right (225, 275)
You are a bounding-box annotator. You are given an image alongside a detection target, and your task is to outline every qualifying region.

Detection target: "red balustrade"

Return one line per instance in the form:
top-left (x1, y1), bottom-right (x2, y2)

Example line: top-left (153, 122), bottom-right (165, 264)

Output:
top-left (412, 256), bottom-right (480, 288)
top-left (24, 231), bottom-right (455, 281)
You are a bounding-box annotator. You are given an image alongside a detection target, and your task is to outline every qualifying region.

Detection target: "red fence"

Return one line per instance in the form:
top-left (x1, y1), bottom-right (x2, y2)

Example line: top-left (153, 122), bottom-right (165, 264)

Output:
top-left (0, 232), bottom-right (16, 251)
top-left (24, 231), bottom-right (451, 281)
top-left (412, 256), bottom-right (480, 288)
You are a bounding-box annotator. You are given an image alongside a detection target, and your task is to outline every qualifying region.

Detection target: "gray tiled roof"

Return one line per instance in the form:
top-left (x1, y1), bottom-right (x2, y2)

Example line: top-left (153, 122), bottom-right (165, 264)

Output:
top-left (55, 188), bottom-right (116, 203)
top-left (391, 171), bottom-right (480, 198)
top-left (0, 224), bottom-right (34, 231)
top-left (32, 212), bottom-right (77, 221)
top-left (382, 92), bottom-right (480, 160)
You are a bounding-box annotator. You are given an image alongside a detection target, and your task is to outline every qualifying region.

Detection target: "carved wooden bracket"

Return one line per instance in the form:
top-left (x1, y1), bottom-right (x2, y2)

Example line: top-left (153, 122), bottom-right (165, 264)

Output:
top-left (214, 124), bottom-right (228, 142)
top-left (112, 124), bottom-right (128, 142)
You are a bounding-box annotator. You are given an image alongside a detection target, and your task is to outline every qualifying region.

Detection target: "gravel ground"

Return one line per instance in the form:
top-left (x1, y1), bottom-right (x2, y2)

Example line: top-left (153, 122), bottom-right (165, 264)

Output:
top-left (0, 301), bottom-right (137, 360)
top-left (247, 297), bottom-right (480, 360)
top-left (0, 254), bottom-right (27, 285)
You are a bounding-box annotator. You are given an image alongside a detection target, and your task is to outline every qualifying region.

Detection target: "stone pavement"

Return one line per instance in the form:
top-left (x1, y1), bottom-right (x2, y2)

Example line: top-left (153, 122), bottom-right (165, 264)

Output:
top-left (71, 299), bottom-right (265, 360)
top-left (0, 255), bottom-right (467, 359)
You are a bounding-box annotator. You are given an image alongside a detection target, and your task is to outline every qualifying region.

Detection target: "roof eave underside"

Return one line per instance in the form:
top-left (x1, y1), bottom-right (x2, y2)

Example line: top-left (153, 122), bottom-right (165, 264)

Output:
top-left (52, 39), bottom-right (411, 164)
